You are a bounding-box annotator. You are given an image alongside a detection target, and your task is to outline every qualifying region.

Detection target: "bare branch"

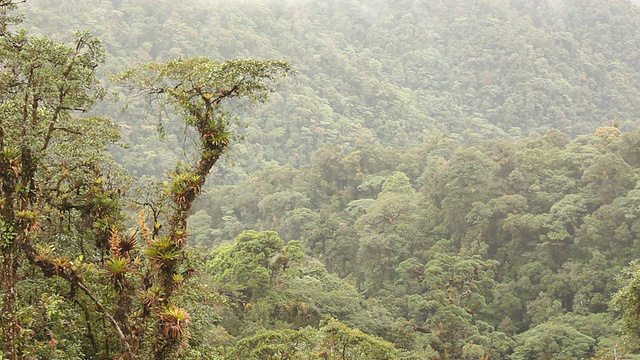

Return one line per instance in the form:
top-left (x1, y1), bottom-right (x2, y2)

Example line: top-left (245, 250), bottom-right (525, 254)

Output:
top-left (58, 106), bottom-right (87, 112)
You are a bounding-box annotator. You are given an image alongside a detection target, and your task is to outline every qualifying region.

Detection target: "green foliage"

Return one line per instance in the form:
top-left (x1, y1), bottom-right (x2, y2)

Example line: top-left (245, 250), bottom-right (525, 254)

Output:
top-left (207, 230), bottom-right (288, 301)
top-left (222, 318), bottom-right (398, 360)
top-left (116, 56), bottom-right (292, 140)
top-left (205, 230), bottom-right (367, 338)
top-left (195, 126), bottom-right (640, 357)
top-left (611, 260), bottom-right (640, 338)
top-left (381, 172), bottom-right (415, 195)
top-left (512, 322), bottom-right (595, 360)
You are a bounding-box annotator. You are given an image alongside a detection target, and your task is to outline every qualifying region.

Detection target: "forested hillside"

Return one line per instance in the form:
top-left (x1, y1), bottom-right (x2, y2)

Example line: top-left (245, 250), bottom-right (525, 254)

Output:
top-left (3, 0), bottom-right (640, 358)
top-left (22, 0), bottom-right (640, 172)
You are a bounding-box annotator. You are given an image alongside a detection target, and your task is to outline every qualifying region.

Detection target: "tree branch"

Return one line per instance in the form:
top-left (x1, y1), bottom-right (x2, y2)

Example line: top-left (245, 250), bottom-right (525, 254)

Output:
top-left (20, 240), bottom-right (136, 359)
top-left (76, 281), bottom-right (136, 360)
top-left (58, 106), bottom-right (87, 113)
top-left (52, 127), bottom-right (83, 135)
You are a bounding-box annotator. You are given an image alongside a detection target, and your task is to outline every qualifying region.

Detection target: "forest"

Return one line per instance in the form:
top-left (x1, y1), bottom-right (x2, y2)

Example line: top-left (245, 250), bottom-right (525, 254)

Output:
top-left (3, 0), bottom-right (640, 358)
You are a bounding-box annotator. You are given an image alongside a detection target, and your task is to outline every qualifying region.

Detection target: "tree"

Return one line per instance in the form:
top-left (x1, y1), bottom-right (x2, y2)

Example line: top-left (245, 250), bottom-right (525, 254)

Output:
top-left (206, 230), bottom-right (368, 337)
top-left (419, 254), bottom-right (512, 359)
top-left (207, 230), bottom-right (301, 304)
top-left (512, 322), bottom-right (594, 360)
top-left (0, 1), bottom-right (292, 357)
top-left (0, 3), bottom-right (118, 357)
top-left (222, 318), bottom-right (398, 360)
top-left (611, 260), bottom-right (640, 342)
top-left (108, 56), bottom-right (292, 358)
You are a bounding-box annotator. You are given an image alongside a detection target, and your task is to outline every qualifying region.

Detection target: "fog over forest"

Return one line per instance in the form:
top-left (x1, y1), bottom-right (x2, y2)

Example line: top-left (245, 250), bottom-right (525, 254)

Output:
top-left (2, 0), bottom-right (640, 359)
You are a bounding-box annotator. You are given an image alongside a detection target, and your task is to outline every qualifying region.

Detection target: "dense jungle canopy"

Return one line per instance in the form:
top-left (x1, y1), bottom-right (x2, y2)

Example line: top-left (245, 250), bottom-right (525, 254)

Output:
top-left (2, 0), bottom-right (640, 358)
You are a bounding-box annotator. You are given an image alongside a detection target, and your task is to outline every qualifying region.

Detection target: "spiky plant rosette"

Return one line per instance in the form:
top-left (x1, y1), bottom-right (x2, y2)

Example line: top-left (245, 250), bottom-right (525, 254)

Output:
top-left (158, 305), bottom-right (191, 340)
